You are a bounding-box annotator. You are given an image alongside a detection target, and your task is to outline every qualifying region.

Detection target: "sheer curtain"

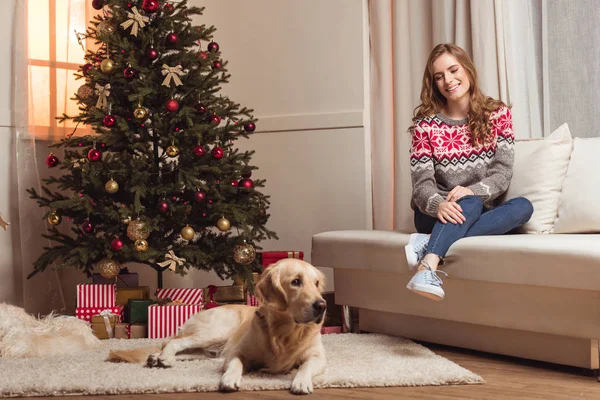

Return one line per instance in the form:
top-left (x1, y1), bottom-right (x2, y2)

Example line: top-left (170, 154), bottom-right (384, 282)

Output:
top-left (369, 0), bottom-right (545, 233)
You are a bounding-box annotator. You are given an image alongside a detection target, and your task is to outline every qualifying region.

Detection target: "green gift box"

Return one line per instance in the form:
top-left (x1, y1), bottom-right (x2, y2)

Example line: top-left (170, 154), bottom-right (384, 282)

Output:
top-left (125, 299), bottom-right (155, 324)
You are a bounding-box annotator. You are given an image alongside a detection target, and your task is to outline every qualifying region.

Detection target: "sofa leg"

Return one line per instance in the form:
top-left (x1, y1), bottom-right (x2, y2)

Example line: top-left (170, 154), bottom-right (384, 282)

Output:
top-left (342, 305), bottom-right (360, 333)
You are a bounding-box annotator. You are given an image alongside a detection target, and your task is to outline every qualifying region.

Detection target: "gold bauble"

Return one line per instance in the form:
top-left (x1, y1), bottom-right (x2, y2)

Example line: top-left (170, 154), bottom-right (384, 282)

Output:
top-left (127, 218), bottom-right (150, 241)
top-left (121, 215), bottom-right (132, 225)
top-left (166, 145), bottom-right (180, 157)
top-left (216, 217), bottom-right (231, 232)
top-left (134, 239), bottom-right (149, 252)
top-left (97, 258), bottom-right (121, 279)
top-left (47, 212), bottom-right (62, 226)
top-left (233, 242), bottom-right (256, 265)
top-left (77, 85), bottom-right (94, 100)
top-left (104, 178), bottom-right (119, 194)
top-left (133, 107), bottom-right (148, 120)
top-left (100, 58), bottom-right (115, 73)
top-left (181, 225), bottom-right (196, 241)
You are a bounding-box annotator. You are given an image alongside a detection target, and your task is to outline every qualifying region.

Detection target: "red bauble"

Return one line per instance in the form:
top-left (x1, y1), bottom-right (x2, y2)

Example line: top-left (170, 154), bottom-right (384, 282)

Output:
top-left (103, 115), bottom-right (116, 127)
top-left (193, 191), bottom-right (206, 203)
top-left (142, 0), bottom-right (160, 13)
top-left (88, 148), bottom-right (102, 161)
top-left (146, 47), bottom-right (159, 60)
top-left (165, 99), bottom-right (179, 112)
top-left (81, 63), bottom-right (93, 76)
top-left (241, 170), bottom-right (252, 179)
top-left (163, 2), bottom-right (175, 14)
top-left (123, 67), bottom-right (135, 79)
top-left (158, 200), bottom-right (169, 213)
top-left (197, 51), bottom-right (208, 60)
top-left (244, 122), bottom-right (256, 133)
top-left (193, 145), bottom-right (206, 157)
top-left (212, 60), bottom-right (222, 70)
top-left (111, 238), bottom-right (124, 251)
top-left (195, 103), bottom-right (207, 113)
top-left (207, 41), bottom-right (220, 52)
top-left (82, 221), bottom-right (94, 233)
top-left (166, 32), bottom-right (179, 45)
top-left (46, 154), bottom-right (59, 168)
top-left (91, 0), bottom-right (104, 10)
top-left (212, 147), bottom-right (224, 159)
top-left (238, 178), bottom-right (254, 190)
top-left (231, 180), bottom-right (238, 187)
top-left (209, 114), bottom-right (221, 125)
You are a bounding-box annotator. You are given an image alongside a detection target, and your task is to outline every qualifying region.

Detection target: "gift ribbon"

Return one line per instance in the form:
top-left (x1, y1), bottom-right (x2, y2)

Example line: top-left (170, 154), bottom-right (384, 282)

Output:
top-left (95, 83), bottom-right (110, 110)
top-left (126, 323), bottom-right (131, 339)
top-left (157, 250), bottom-right (186, 271)
top-left (120, 7), bottom-right (149, 37)
top-left (98, 309), bottom-right (115, 338)
top-left (161, 64), bottom-right (185, 88)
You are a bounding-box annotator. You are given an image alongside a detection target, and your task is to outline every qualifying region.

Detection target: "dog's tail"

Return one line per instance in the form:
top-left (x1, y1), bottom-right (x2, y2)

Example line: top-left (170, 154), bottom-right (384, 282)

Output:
top-left (106, 346), bottom-right (161, 364)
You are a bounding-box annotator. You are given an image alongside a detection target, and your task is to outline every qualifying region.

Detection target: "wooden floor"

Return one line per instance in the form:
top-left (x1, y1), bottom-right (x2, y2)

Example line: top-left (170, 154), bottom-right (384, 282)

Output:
top-left (27, 342), bottom-right (600, 400)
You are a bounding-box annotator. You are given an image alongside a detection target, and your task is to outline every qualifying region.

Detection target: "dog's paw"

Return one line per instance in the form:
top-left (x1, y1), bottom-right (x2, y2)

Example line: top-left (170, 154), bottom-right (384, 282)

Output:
top-left (290, 375), bottom-right (313, 395)
top-left (156, 356), bottom-right (174, 368)
top-left (219, 372), bottom-right (242, 392)
top-left (146, 353), bottom-right (160, 368)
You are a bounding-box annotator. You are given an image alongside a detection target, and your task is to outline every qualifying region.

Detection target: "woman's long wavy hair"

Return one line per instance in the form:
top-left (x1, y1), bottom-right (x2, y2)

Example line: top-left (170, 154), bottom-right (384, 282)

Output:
top-left (409, 43), bottom-right (507, 146)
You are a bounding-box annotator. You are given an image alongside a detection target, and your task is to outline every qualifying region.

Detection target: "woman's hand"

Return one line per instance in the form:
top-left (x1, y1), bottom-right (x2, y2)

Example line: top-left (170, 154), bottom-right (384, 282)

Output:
top-left (437, 201), bottom-right (466, 224)
top-left (447, 186), bottom-right (474, 202)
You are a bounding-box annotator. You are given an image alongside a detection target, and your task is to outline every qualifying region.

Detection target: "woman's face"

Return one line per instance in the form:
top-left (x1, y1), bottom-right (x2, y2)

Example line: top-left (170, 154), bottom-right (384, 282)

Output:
top-left (432, 53), bottom-right (471, 104)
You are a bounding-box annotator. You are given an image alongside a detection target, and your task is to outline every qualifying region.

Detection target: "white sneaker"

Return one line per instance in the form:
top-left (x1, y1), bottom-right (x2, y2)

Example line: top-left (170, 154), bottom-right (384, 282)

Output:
top-left (404, 233), bottom-right (430, 271)
top-left (406, 263), bottom-right (447, 301)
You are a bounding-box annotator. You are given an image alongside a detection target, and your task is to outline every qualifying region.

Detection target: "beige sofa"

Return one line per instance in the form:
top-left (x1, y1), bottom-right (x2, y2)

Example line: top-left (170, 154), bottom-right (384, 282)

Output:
top-left (312, 124), bottom-right (600, 370)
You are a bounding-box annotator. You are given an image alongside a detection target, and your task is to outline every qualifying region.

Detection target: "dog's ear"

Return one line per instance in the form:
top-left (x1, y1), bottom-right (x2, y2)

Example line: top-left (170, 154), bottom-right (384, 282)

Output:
top-left (256, 264), bottom-right (287, 311)
top-left (316, 268), bottom-right (326, 294)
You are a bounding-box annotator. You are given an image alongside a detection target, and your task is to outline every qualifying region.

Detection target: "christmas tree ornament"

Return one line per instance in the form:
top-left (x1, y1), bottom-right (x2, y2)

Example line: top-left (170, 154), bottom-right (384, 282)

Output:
top-left (123, 67), bottom-right (135, 79)
top-left (97, 21), bottom-right (115, 36)
top-left (77, 84), bottom-right (94, 100)
top-left (97, 258), bottom-right (121, 279)
top-left (133, 106), bottom-right (148, 120)
top-left (166, 145), bottom-right (179, 157)
top-left (195, 103), bottom-right (207, 113)
top-left (82, 220), bottom-right (94, 234)
top-left (231, 180), bottom-right (238, 187)
top-left (121, 6), bottom-right (150, 37)
top-left (127, 219), bottom-right (150, 240)
top-left (0, 213), bottom-right (9, 231)
top-left (197, 51), bottom-right (208, 60)
top-left (161, 64), bottom-right (185, 87)
top-left (121, 215), bottom-right (132, 225)
top-left (142, 0), bottom-right (160, 13)
top-left (46, 153), bottom-right (59, 168)
top-left (238, 178), bottom-right (254, 190)
top-left (163, 2), bottom-right (175, 14)
top-left (165, 98), bottom-right (179, 112)
top-left (111, 238), bottom-right (124, 251)
top-left (166, 32), bottom-right (179, 45)
top-left (105, 178), bottom-right (119, 194)
top-left (216, 217), bottom-right (231, 232)
top-left (92, 0), bottom-right (105, 10)
top-left (103, 114), bottom-right (116, 127)
top-left (88, 148), bottom-right (102, 161)
top-left (233, 241), bottom-right (256, 264)
top-left (193, 145), bottom-right (206, 157)
top-left (180, 225), bottom-right (195, 240)
top-left (157, 250), bottom-right (186, 271)
top-left (158, 200), bottom-right (169, 213)
top-left (146, 47), bottom-right (159, 60)
top-left (244, 122), bottom-right (256, 133)
top-left (193, 191), bottom-right (205, 202)
top-left (81, 63), bottom-right (93, 76)
top-left (241, 169), bottom-right (252, 179)
top-left (134, 239), bottom-right (149, 251)
top-left (94, 83), bottom-right (111, 110)
top-left (212, 146), bottom-right (224, 159)
top-left (209, 114), bottom-right (222, 125)
top-left (47, 211), bottom-right (62, 226)
top-left (100, 58), bottom-right (115, 73)
top-left (207, 41), bottom-right (220, 52)
top-left (212, 60), bottom-right (222, 70)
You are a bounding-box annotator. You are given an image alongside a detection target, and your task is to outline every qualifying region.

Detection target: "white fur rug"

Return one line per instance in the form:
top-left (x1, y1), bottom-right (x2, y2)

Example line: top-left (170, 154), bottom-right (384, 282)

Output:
top-left (0, 334), bottom-right (483, 397)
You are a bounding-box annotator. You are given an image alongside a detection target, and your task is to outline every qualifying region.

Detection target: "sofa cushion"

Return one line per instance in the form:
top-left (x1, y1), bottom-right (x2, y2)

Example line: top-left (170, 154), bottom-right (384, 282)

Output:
top-left (312, 230), bottom-right (600, 291)
top-left (502, 123), bottom-right (573, 233)
top-left (553, 137), bottom-right (600, 233)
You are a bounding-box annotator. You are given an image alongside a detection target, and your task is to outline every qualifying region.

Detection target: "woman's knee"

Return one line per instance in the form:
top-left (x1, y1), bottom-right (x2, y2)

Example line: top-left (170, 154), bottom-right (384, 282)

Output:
top-left (509, 197), bottom-right (534, 223)
top-left (456, 195), bottom-right (484, 217)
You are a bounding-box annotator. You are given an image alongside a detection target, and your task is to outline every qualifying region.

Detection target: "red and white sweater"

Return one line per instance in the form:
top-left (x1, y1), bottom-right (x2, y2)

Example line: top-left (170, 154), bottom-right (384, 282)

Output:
top-left (410, 106), bottom-right (515, 217)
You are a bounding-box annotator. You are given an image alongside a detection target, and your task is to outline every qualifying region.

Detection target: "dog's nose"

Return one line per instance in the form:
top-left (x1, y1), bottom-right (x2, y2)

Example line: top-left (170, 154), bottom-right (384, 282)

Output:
top-left (312, 300), bottom-right (327, 314)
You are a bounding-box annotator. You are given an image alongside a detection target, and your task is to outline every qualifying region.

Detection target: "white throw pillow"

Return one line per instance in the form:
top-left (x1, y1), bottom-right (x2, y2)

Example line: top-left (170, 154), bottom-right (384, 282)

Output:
top-left (553, 137), bottom-right (600, 233)
top-left (502, 123), bottom-right (573, 233)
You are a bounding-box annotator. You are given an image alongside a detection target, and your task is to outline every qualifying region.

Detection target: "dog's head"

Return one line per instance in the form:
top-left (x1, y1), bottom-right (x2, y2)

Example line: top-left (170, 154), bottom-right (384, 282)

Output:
top-left (255, 259), bottom-right (327, 325)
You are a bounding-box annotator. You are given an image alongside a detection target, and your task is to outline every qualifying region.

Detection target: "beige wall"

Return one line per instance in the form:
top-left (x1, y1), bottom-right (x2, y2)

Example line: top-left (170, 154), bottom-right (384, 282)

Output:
top-left (2, 0), bottom-right (370, 311)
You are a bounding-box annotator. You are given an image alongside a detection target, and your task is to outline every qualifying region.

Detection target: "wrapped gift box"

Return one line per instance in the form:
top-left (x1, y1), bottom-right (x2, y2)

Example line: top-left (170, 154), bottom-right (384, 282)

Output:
top-left (90, 311), bottom-right (123, 339)
top-left (203, 285), bottom-right (245, 303)
top-left (260, 251), bottom-right (304, 267)
top-left (116, 286), bottom-right (150, 306)
top-left (320, 326), bottom-right (342, 335)
top-left (148, 305), bottom-right (202, 339)
top-left (76, 284), bottom-right (116, 308)
top-left (115, 323), bottom-right (148, 339)
top-left (155, 288), bottom-right (203, 306)
top-left (246, 293), bottom-right (259, 307)
top-left (75, 305), bottom-right (124, 323)
top-left (125, 299), bottom-right (155, 324)
top-left (92, 269), bottom-right (139, 288)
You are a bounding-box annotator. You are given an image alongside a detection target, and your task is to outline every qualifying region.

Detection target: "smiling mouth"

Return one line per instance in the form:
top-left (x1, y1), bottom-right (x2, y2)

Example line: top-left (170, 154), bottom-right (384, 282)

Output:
top-left (447, 83), bottom-right (460, 93)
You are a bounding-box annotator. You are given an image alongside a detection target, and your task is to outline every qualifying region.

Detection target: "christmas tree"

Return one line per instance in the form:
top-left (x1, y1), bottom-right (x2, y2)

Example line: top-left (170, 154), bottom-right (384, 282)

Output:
top-left (27, 0), bottom-right (277, 287)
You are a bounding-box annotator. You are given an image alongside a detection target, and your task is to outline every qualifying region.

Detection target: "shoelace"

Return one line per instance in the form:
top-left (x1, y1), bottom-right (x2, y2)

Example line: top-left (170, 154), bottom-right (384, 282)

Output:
top-left (420, 262), bottom-right (448, 286)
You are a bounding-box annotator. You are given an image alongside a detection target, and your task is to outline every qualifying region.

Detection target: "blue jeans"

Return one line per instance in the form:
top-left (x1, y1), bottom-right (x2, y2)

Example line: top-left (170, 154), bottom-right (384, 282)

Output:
top-left (414, 195), bottom-right (534, 258)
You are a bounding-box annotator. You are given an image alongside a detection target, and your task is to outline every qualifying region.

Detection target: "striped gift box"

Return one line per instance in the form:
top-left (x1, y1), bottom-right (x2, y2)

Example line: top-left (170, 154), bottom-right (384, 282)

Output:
top-left (246, 293), bottom-right (259, 307)
top-left (77, 284), bottom-right (116, 308)
top-left (155, 288), bottom-right (203, 306)
top-left (148, 305), bottom-right (203, 339)
top-left (75, 305), bottom-right (124, 323)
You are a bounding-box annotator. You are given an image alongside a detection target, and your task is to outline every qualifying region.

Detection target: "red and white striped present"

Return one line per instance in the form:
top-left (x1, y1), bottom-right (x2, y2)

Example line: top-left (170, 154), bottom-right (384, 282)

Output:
top-left (246, 293), bottom-right (259, 307)
top-left (148, 305), bottom-right (203, 339)
top-left (75, 305), bottom-right (124, 323)
top-left (155, 288), bottom-right (203, 306)
top-left (77, 284), bottom-right (116, 308)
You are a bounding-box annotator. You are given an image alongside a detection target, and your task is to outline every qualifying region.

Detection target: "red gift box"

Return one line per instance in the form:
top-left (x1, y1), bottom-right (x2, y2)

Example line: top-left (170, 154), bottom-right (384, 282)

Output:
top-left (155, 288), bottom-right (204, 306)
top-left (246, 293), bottom-right (259, 307)
top-left (320, 325), bottom-right (343, 334)
top-left (77, 284), bottom-right (116, 308)
top-left (148, 305), bottom-right (203, 339)
top-left (75, 305), bottom-right (124, 323)
top-left (261, 251), bottom-right (304, 267)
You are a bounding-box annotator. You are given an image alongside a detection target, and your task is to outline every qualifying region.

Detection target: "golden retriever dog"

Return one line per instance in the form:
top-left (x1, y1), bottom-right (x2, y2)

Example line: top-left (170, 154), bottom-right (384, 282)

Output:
top-left (0, 303), bottom-right (100, 358)
top-left (108, 259), bottom-right (327, 395)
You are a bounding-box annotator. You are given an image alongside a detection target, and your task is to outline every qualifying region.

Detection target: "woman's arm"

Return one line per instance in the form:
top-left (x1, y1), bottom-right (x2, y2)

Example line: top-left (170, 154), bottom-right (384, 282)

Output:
top-left (410, 122), bottom-right (444, 217)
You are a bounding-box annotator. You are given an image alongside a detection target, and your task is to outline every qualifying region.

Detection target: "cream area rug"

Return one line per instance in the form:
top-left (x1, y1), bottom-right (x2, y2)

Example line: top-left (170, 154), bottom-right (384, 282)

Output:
top-left (0, 334), bottom-right (483, 397)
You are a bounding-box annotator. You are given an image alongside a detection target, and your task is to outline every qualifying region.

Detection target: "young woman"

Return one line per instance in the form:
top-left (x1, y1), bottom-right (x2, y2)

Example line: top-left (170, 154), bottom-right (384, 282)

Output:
top-left (405, 43), bottom-right (533, 301)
